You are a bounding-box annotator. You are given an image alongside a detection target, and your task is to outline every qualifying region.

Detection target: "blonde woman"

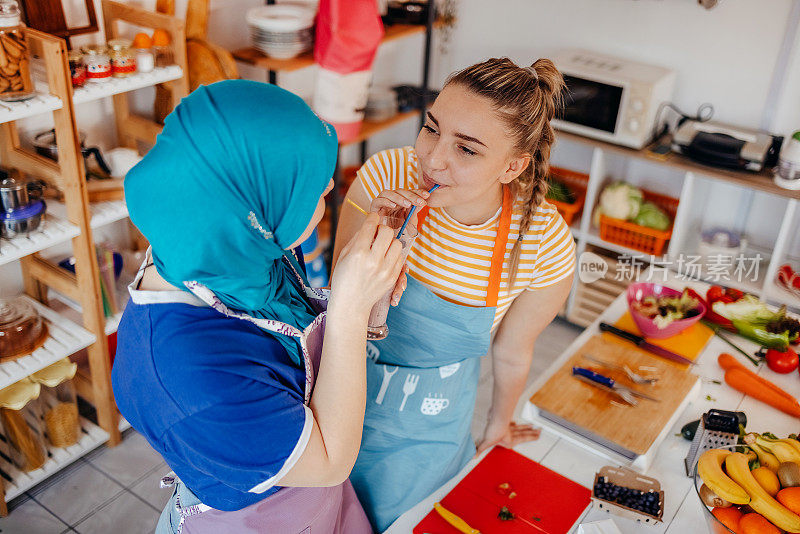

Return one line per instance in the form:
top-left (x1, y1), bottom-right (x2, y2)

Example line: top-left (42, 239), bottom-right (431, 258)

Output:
top-left (333, 58), bottom-right (576, 530)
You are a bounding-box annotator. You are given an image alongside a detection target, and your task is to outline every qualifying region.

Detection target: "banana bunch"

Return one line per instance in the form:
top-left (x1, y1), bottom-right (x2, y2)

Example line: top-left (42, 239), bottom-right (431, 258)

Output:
top-left (698, 447), bottom-right (800, 532)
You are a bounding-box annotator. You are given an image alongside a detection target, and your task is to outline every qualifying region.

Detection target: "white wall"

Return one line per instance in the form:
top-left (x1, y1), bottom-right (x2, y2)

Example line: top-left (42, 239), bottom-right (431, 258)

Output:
top-left (1, 0), bottom-right (798, 297)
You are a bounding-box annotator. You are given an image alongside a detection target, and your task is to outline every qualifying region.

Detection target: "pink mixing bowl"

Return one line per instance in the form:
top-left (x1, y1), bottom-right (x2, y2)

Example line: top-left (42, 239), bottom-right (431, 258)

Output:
top-left (626, 282), bottom-right (706, 339)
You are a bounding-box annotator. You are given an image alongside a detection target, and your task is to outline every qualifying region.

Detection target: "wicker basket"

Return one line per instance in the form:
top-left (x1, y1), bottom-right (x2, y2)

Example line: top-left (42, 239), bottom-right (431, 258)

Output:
top-left (598, 189), bottom-right (679, 256)
top-left (547, 167), bottom-right (589, 226)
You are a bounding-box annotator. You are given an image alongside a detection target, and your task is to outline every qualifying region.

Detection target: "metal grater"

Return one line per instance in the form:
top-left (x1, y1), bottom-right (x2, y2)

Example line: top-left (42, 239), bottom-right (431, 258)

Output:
top-left (684, 409), bottom-right (746, 476)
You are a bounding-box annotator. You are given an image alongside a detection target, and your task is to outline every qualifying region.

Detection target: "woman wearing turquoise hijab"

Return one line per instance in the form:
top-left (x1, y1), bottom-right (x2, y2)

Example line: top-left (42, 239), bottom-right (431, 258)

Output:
top-left (112, 80), bottom-right (403, 533)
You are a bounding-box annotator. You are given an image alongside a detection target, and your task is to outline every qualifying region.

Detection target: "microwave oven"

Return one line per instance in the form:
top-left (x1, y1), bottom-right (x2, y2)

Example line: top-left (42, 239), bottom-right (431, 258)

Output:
top-left (552, 49), bottom-right (676, 150)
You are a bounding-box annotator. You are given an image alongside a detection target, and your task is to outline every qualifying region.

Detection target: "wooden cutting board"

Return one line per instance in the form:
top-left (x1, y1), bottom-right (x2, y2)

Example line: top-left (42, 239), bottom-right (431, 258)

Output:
top-left (529, 334), bottom-right (699, 457)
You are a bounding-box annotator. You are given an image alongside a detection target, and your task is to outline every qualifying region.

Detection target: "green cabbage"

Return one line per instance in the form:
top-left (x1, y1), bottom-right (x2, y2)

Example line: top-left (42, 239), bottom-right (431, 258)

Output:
top-left (633, 201), bottom-right (671, 230)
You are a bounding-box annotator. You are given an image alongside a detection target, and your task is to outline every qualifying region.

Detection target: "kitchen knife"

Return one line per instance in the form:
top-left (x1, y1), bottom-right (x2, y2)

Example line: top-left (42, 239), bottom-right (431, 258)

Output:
top-left (599, 322), bottom-right (696, 366)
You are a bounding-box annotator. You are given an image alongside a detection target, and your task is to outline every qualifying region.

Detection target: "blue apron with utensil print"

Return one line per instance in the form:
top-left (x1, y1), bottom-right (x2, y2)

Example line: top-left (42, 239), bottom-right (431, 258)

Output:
top-left (350, 188), bottom-right (513, 532)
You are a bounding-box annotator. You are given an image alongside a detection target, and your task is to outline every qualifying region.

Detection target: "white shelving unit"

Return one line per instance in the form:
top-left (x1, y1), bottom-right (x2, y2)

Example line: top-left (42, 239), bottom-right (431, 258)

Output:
top-left (72, 66), bottom-right (183, 105)
top-left (89, 200), bottom-right (129, 229)
top-left (0, 296), bottom-right (95, 391)
top-left (0, 417), bottom-right (109, 501)
top-left (0, 93), bottom-right (62, 125)
top-left (0, 216), bottom-right (80, 267)
top-left (555, 134), bottom-right (800, 324)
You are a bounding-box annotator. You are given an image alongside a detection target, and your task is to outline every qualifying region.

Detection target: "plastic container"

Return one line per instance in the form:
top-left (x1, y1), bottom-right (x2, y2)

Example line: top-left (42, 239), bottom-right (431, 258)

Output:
top-left (0, 0), bottom-right (34, 101)
top-left (547, 166), bottom-right (589, 226)
top-left (0, 378), bottom-right (46, 472)
top-left (598, 188), bottom-right (678, 256)
top-left (592, 465), bottom-right (664, 523)
top-left (82, 45), bottom-right (112, 83)
top-left (30, 358), bottom-right (80, 448)
top-left (0, 297), bottom-right (48, 361)
top-left (108, 39), bottom-right (136, 77)
top-left (365, 87), bottom-right (398, 122)
top-left (626, 282), bottom-right (706, 339)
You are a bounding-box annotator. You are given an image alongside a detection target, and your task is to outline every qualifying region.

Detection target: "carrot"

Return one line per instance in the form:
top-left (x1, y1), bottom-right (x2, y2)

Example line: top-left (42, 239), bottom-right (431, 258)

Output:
top-left (718, 353), bottom-right (797, 403)
top-left (725, 368), bottom-right (800, 418)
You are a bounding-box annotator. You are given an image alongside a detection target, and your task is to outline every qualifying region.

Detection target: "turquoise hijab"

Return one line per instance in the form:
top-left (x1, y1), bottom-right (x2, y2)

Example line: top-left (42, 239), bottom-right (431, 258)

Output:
top-left (125, 80), bottom-right (338, 365)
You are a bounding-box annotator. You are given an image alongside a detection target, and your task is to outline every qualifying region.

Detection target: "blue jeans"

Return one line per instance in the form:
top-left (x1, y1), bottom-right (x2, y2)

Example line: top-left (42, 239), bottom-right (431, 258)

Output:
top-left (155, 481), bottom-right (202, 534)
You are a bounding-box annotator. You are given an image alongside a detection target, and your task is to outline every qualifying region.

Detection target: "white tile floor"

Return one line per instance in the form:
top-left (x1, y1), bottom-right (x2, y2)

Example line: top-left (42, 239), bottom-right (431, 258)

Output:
top-left (1, 317), bottom-right (582, 534)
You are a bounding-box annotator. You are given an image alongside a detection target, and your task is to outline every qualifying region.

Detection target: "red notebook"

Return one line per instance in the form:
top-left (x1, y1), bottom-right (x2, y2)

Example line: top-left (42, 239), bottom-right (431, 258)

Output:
top-left (413, 446), bottom-right (591, 534)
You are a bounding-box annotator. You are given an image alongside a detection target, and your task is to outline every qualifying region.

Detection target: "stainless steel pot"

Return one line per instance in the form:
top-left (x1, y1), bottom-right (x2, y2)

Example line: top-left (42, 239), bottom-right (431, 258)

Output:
top-left (33, 129), bottom-right (112, 176)
top-left (0, 200), bottom-right (45, 239)
top-left (0, 177), bottom-right (45, 212)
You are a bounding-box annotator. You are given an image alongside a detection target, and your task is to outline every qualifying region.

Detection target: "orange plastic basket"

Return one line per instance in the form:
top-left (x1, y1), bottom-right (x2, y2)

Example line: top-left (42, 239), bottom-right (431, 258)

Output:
top-left (598, 188), bottom-right (679, 256)
top-left (547, 167), bottom-right (589, 226)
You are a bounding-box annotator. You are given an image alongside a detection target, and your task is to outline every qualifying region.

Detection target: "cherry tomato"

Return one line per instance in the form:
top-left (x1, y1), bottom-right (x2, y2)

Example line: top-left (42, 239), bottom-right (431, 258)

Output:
top-left (766, 347), bottom-right (799, 374)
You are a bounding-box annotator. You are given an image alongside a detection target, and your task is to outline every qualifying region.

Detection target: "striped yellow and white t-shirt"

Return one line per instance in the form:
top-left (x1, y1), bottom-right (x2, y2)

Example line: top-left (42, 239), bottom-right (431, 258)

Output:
top-left (358, 146), bottom-right (576, 330)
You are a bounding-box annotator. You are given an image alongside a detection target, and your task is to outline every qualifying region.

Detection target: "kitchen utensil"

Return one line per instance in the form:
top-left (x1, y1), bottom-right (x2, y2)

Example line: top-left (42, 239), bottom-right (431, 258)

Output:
top-left (582, 354), bottom-right (658, 385)
top-left (626, 283), bottom-right (706, 339)
top-left (529, 335), bottom-right (700, 460)
top-left (0, 176), bottom-right (44, 212)
top-left (599, 322), bottom-right (695, 366)
top-left (573, 367), bottom-right (660, 403)
top-left (683, 409), bottom-right (744, 477)
top-left (385, 0), bottom-right (432, 25)
top-left (0, 200), bottom-right (45, 238)
top-left (396, 183), bottom-right (438, 240)
top-left (414, 446), bottom-right (592, 534)
top-left (775, 130), bottom-right (800, 190)
top-left (614, 311), bottom-right (712, 365)
top-left (433, 502), bottom-right (481, 534)
top-left (573, 370), bottom-right (637, 406)
top-left (345, 197), bottom-right (368, 215)
top-left (0, 297), bottom-right (48, 361)
top-left (33, 129), bottom-right (112, 176)
top-left (399, 373), bottom-right (418, 411)
top-left (375, 365), bottom-right (397, 405)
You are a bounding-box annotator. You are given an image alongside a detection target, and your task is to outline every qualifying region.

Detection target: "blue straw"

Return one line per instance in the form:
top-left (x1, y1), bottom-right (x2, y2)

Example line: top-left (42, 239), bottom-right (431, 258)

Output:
top-left (396, 184), bottom-right (440, 240)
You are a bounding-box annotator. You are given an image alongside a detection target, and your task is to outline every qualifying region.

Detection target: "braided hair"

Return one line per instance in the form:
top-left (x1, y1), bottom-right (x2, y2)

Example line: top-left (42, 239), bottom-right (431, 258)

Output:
top-left (446, 57), bottom-right (565, 287)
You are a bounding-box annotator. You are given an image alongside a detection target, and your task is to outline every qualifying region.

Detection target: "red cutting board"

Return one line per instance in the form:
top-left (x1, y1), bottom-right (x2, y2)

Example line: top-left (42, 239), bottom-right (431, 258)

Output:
top-left (413, 446), bottom-right (591, 534)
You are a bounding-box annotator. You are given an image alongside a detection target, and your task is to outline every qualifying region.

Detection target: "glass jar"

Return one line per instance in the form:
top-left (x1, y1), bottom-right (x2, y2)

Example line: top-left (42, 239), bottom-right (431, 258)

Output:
top-left (68, 50), bottom-right (86, 88)
top-left (30, 359), bottom-right (79, 448)
top-left (108, 39), bottom-right (136, 77)
top-left (0, 379), bottom-right (46, 472)
top-left (152, 29), bottom-right (173, 68)
top-left (0, 1), bottom-right (34, 101)
top-left (81, 45), bottom-right (111, 83)
top-left (0, 297), bottom-right (48, 361)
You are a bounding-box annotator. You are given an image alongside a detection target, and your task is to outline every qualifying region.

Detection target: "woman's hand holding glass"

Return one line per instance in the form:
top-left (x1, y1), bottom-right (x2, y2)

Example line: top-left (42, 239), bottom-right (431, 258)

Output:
top-left (330, 213), bottom-right (405, 317)
top-left (369, 188), bottom-right (429, 306)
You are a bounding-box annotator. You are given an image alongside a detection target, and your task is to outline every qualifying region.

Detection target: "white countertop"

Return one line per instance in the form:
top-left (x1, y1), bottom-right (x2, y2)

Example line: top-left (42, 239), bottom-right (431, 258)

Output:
top-left (387, 269), bottom-right (800, 533)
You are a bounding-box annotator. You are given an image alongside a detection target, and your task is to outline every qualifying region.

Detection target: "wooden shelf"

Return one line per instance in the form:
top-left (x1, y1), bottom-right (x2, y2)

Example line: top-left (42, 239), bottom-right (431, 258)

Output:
top-left (233, 22), bottom-right (436, 72)
top-left (0, 93), bottom-right (62, 126)
top-left (72, 66), bottom-right (183, 105)
top-left (340, 109), bottom-right (419, 147)
top-left (0, 216), bottom-right (80, 268)
top-left (0, 296), bottom-right (95, 391)
top-left (1, 417), bottom-right (109, 501)
top-left (556, 129), bottom-right (800, 201)
top-left (89, 200), bottom-right (129, 229)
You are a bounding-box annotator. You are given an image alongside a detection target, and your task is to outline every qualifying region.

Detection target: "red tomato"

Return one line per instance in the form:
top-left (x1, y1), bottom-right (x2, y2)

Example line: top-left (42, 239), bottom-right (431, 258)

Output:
top-left (707, 286), bottom-right (726, 302)
top-left (766, 347), bottom-right (799, 374)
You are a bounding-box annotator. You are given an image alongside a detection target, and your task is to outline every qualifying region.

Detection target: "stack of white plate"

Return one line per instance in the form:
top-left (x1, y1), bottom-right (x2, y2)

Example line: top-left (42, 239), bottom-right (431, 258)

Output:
top-left (247, 4), bottom-right (316, 60)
